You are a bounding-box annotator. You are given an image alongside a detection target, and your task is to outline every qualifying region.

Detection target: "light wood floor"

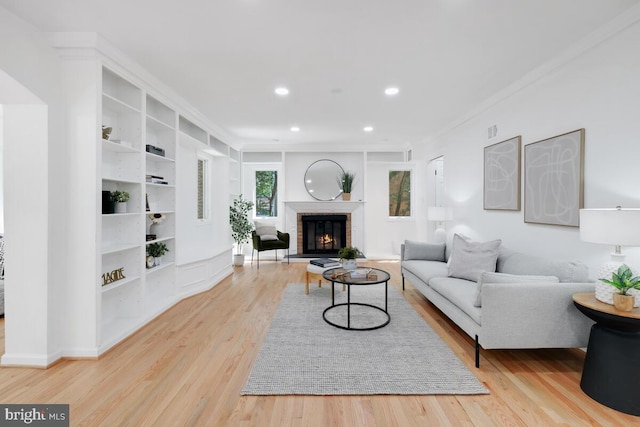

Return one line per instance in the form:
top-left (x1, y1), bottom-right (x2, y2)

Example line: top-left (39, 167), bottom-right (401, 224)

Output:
top-left (0, 260), bottom-right (635, 426)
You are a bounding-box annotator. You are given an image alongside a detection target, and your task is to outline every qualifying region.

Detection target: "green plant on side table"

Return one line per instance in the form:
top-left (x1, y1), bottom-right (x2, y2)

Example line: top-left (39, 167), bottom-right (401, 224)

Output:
top-left (110, 190), bottom-right (130, 214)
top-left (229, 195), bottom-right (254, 266)
top-left (336, 171), bottom-right (356, 201)
top-left (600, 264), bottom-right (640, 311)
top-left (147, 242), bottom-right (169, 268)
top-left (338, 246), bottom-right (362, 271)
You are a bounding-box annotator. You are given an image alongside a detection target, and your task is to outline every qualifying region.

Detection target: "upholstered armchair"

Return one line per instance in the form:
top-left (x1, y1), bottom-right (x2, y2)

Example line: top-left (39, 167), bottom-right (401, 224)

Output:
top-left (251, 222), bottom-right (290, 268)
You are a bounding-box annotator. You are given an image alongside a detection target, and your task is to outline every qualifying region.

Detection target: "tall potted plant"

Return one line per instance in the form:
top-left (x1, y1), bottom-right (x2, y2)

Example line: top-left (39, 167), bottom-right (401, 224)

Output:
top-left (337, 171), bottom-right (356, 201)
top-left (229, 195), bottom-right (254, 266)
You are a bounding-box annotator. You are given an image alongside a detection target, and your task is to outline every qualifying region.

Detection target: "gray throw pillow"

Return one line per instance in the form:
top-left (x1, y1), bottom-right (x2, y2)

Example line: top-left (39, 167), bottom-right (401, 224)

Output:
top-left (447, 234), bottom-right (501, 282)
top-left (474, 271), bottom-right (559, 307)
top-left (404, 240), bottom-right (446, 262)
top-left (254, 221), bottom-right (278, 241)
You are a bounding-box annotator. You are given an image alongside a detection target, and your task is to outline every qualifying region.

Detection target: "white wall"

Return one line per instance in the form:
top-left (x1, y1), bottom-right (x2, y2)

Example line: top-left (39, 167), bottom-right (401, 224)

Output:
top-left (414, 18), bottom-right (640, 277)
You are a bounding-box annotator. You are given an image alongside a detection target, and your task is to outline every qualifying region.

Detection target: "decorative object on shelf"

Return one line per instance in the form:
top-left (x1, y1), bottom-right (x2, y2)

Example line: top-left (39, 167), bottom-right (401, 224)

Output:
top-left (102, 126), bottom-right (112, 140)
top-left (145, 144), bottom-right (165, 157)
top-left (146, 194), bottom-right (151, 212)
top-left (229, 195), bottom-right (254, 266)
top-left (147, 242), bottom-right (169, 266)
top-left (304, 159), bottom-right (344, 201)
top-left (102, 190), bottom-right (114, 214)
top-left (599, 264), bottom-right (640, 312)
top-left (102, 267), bottom-right (125, 286)
top-left (524, 129), bottom-right (584, 226)
top-left (338, 246), bottom-right (362, 271)
top-left (428, 207), bottom-right (453, 243)
top-left (580, 207), bottom-right (640, 306)
top-left (148, 213), bottom-right (166, 238)
top-left (337, 171), bottom-right (356, 201)
top-left (484, 136), bottom-right (521, 211)
top-left (109, 190), bottom-right (130, 214)
top-left (146, 255), bottom-right (155, 269)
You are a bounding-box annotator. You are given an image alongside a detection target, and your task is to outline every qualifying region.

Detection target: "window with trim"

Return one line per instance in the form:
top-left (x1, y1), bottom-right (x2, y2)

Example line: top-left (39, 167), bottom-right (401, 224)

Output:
top-left (255, 170), bottom-right (278, 217)
top-left (389, 170), bottom-right (411, 217)
top-left (197, 157), bottom-right (209, 220)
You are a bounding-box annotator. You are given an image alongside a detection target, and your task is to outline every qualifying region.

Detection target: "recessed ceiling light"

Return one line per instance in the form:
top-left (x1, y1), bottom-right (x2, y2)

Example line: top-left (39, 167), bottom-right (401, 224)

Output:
top-left (290, 126), bottom-right (300, 132)
top-left (363, 126), bottom-right (374, 132)
top-left (384, 87), bottom-right (399, 96)
top-left (275, 87), bottom-right (289, 96)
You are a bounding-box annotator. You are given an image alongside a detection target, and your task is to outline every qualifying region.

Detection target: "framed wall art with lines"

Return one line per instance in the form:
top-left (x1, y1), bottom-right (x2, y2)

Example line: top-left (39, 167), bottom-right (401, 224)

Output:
top-left (524, 129), bottom-right (585, 227)
top-left (484, 136), bottom-right (521, 211)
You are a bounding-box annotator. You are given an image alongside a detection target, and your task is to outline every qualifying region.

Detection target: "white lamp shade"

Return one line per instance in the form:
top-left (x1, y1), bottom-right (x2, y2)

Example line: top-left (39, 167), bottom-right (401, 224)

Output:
top-left (428, 207), bottom-right (453, 222)
top-left (579, 208), bottom-right (640, 246)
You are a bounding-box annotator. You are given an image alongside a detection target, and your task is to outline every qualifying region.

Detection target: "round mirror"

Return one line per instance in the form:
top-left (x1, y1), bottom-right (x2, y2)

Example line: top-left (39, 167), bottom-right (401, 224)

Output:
top-left (304, 159), bottom-right (344, 201)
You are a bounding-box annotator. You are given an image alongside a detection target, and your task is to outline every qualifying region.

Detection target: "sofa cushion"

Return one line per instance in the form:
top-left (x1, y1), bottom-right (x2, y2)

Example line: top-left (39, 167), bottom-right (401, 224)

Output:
top-left (448, 234), bottom-right (501, 282)
top-left (474, 271), bottom-right (560, 307)
top-left (404, 240), bottom-right (446, 262)
top-left (254, 221), bottom-right (278, 241)
top-left (402, 260), bottom-right (449, 284)
top-left (497, 248), bottom-right (589, 282)
top-left (428, 277), bottom-right (481, 325)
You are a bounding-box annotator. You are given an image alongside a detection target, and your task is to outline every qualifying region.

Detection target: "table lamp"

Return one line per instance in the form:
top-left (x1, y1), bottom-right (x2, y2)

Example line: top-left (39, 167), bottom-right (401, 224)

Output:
top-left (428, 207), bottom-right (453, 243)
top-left (579, 207), bottom-right (640, 305)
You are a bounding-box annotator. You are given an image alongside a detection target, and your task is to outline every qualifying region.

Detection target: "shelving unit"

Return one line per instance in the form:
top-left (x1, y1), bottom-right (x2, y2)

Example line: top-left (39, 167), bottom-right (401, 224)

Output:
top-left (98, 66), bottom-right (178, 352)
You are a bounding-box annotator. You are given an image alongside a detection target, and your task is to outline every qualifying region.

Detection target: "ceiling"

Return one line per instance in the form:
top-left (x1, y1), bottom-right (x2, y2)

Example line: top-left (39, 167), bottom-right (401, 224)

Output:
top-left (1, 0), bottom-right (639, 151)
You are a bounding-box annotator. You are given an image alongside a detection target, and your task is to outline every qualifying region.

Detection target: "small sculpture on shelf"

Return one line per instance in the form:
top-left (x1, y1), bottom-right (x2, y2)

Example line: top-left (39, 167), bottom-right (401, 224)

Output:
top-left (102, 126), bottom-right (112, 140)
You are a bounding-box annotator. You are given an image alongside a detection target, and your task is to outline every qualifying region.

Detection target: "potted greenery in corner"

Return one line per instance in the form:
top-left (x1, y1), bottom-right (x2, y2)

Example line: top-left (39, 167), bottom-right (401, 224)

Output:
top-left (147, 242), bottom-right (169, 267)
top-left (110, 190), bottom-right (130, 214)
top-left (336, 171), bottom-right (356, 201)
top-left (338, 246), bottom-right (362, 271)
top-left (600, 264), bottom-right (640, 311)
top-left (229, 195), bottom-right (254, 266)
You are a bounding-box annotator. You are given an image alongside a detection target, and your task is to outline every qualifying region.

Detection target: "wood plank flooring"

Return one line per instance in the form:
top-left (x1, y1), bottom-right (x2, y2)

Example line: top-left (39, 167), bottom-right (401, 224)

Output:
top-left (0, 260), bottom-right (635, 426)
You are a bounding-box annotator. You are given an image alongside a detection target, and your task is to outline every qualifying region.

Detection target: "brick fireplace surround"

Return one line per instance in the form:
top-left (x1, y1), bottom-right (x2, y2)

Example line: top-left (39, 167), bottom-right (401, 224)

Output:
top-left (297, 213), bottom-right (351, 255)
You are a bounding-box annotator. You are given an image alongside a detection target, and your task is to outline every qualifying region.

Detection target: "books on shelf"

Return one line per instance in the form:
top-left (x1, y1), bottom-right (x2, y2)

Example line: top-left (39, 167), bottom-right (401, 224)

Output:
top-left (310, 258), bottom-right (339, 267)
top-left (146, 175), bottom-right (169, 185)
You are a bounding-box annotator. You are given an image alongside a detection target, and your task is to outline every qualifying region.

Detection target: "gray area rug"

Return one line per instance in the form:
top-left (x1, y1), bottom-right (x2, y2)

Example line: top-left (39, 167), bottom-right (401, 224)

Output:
top-left (242, 283), bottom-right (489, 395)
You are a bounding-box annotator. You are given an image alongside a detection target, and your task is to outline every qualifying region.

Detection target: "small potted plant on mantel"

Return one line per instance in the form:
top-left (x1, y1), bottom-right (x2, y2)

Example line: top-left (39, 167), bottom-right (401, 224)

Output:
top-left (229, 195), bottom-right (254, 267)
top-left (110, 190), bottom-right (130, 214)
top-left (600, 264), bottom-right (640, 311)
top-left (338, 246), bottom-right (362, 271)
top-left (336, 171), bottom-right (356, 201)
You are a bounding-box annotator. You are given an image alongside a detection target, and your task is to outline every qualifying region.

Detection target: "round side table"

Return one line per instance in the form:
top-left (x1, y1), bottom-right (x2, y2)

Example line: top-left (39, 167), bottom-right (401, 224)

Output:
top-left (572, 292), bottom-right (640, 416)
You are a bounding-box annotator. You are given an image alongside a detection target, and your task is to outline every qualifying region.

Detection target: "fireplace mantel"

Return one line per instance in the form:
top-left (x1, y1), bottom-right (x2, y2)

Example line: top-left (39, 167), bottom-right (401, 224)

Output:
top-left (284, 201), bottom-right (366, 255)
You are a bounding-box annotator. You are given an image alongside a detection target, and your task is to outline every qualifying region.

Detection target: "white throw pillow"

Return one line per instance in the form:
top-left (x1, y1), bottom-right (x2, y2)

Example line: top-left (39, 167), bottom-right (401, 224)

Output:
top-left (254, 221), bottom-right (278, 241)
top-left (474, 271), bottom-right (559, 307)
top-left (447, 234), bottom-right (501, 282)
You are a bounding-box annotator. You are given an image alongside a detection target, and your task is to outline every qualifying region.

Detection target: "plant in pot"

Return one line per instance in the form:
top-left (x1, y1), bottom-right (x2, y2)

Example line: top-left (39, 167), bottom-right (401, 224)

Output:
top-left (336, 171), bottom-right (356, 201)
top-left (147, 242), bottom-right (169, 267)
top-left (229, 195), bottom-right (254, 266)
top-left (600, 264), bottom-right (640, 311)
top-left (110, 190), bottom-right (130, 214)
top-left (338, 246), bottom-right (362, 271)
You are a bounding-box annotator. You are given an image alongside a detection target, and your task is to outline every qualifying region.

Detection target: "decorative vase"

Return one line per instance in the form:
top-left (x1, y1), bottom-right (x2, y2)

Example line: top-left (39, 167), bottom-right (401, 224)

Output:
top-left (115, 202), bottom-right (127, 214)
top-left (154, 257), bottom-right (162, 266)
top-left (342, 259), bottom-right (357, 271)
top-left (233, 254), bottom-right (245, 266)
top-left (613, 293), bottom-right (635, 312)
top-left (342, 193), bottom-right (351, 201)
top-left (149, 222), bottom-right (158, 236)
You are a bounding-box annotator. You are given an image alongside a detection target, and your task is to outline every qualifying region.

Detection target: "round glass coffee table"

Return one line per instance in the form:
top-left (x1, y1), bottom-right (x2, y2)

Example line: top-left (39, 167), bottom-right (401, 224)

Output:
top-left (322, 267), bottom-right (391, 330)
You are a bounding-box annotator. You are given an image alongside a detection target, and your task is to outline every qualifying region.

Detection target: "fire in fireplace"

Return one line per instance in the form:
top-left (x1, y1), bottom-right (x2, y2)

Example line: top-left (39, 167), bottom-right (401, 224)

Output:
top-left (301, 214), bottom-right (348, 254)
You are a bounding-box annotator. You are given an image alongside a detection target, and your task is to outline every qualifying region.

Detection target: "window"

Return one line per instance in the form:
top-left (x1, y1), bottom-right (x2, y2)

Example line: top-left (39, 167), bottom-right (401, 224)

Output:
top-left (389, 170), bottom-right (411, 217)
top-left (255, 170), bottom-right (278, 217)
top-left (197, 158), bottom-right (208, 220)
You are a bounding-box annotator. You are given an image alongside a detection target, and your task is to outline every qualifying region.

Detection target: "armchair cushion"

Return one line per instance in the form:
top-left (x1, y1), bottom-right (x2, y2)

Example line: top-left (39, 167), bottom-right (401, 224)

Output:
top-left (254, 221), bottom-right (278, 241)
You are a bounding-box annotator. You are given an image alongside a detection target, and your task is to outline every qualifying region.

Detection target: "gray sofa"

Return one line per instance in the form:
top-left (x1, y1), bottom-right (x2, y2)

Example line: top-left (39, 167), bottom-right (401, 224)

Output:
top-left (401, 235), bottom-right (595, 367)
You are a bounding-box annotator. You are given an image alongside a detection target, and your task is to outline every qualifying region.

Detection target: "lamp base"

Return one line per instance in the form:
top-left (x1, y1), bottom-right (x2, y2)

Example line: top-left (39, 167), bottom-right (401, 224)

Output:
top-left (433, 227), bottom-right (447, 244)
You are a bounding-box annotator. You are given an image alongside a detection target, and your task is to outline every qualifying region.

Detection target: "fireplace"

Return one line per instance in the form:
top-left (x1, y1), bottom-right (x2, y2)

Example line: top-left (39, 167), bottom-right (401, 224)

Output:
top-left (299, 214), bottom-right (350, 255)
